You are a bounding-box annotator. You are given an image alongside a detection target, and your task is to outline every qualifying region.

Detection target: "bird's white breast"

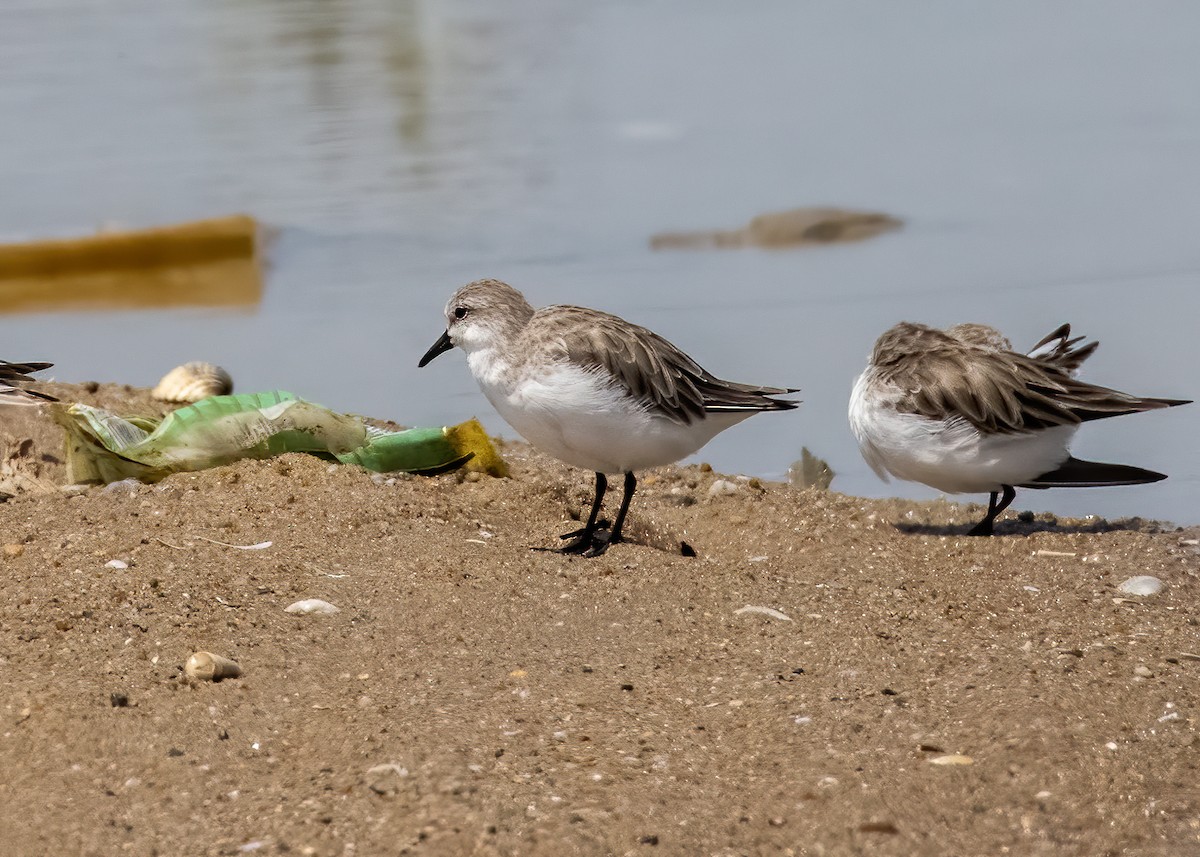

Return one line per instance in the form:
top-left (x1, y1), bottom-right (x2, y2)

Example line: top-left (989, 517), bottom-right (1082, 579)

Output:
top-left (467, 350), bottom-right (746, 474)
top-left (849, 370), bottom-right (1076, 494)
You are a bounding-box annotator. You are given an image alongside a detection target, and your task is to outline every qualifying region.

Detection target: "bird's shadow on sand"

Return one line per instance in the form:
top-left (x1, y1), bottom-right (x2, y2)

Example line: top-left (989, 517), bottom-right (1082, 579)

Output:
top-left (895, 515), bottom-right (1167, 537)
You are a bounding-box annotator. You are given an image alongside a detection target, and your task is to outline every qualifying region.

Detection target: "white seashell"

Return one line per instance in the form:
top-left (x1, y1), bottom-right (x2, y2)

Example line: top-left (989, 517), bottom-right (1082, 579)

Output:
top-left (1117, 575), bottom-right (1163, 596)
top-left (929, 754), bottom-right (974, 766)
top-left (734, 605), bottom-right (792, 622)
top-left (285, 598), bottom-right (340, 615)
top-left (185, 651), bottom-right (243, 681)
top-left (152, 362), bottom-right (233, 403)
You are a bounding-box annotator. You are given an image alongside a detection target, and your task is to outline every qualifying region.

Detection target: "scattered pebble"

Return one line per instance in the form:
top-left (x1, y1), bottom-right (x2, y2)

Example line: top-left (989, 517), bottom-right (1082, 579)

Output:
top-left (1133, 665), bottom-right (1154, 678)
top-left (3, 544), bottom-right (24, 558)
top-left (364, 763), bottom-right (410, 797)
top-left (102, 478), bottom-right (141, 495)
top-left (929, 754), bottom-right (974, 766)
top-left (185, 651), bottom-right (243, 682)
top-left (284, 598), bottom-right (340, 615)
top-left (1105, 742), bottom-right (1119, 751)
top-left (105, 559), bottom-right (129, 570)
top-left (707, 479), bottom-right (739, 497)
top-left (734, 605), bottom-right (792, 622)
top-left (858, 821), bottom-right (900, 834)
top-left (1117, 576), bottom-right (1163, 596)
top-left (1033, 549), bottom-right (1075, 558)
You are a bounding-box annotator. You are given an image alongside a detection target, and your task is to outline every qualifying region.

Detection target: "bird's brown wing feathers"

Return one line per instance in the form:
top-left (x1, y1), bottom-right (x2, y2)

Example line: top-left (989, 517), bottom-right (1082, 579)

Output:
top-left (890, 346), bottom-right (1181, 434)
top-left (534, 307), bottom-right (796, 426)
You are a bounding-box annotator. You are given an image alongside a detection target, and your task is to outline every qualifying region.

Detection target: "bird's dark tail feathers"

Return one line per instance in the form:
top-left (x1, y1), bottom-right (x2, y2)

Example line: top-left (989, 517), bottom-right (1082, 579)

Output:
top-left (1021, 456), bottom-right (1168, 489)
top-left (1026, 323), bottom-right (1099, 375)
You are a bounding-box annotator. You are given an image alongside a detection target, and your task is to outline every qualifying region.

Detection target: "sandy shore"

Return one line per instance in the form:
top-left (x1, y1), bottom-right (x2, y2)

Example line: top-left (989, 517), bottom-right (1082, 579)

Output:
top-left (1, 383), bottom-right (1197, 856)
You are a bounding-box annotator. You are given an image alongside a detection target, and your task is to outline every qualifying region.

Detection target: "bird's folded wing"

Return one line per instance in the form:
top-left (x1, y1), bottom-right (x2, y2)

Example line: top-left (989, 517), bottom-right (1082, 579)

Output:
top-left (893, 349), bottom-right (1180, 434)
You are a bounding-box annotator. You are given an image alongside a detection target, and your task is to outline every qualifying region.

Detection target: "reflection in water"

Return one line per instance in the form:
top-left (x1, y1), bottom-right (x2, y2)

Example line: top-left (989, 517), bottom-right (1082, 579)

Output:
top-left (384, 3), bottom-right (428, 144)
top-left (0, 215), bottom-right (262, 314)
top-left (263, 0), bottom-right (430, 144)
top-left (199, 0), bottom-right (571, 229)
top-left (0, 259), bottom-right (261, 315)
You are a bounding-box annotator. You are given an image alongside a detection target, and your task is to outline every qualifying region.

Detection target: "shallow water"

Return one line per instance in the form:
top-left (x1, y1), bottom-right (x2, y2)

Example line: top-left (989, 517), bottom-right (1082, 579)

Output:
top-left (3, 0), bottom-right (1199, 523)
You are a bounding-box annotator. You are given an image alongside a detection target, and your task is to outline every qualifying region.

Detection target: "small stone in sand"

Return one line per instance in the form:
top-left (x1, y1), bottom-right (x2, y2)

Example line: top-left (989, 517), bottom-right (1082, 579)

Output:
top-left (707, 479), bottom-right (738, 498)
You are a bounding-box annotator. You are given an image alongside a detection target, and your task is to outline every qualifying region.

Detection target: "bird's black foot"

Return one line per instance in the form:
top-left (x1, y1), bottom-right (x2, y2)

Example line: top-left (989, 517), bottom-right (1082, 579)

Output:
top-left (534, 471), bottom-right (636, 559)
top-left (556, 526), bottom-right (619, 557)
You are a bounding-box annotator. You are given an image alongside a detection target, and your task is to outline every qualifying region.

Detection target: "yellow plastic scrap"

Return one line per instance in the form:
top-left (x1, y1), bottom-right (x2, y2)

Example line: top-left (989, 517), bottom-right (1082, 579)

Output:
top-left (445, 419), bottom-right (509, 477)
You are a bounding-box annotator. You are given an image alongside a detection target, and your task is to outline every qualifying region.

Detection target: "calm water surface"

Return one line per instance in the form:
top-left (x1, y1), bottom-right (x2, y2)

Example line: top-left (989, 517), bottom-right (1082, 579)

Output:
top-left (3, 1), bottom-right (1199, 523)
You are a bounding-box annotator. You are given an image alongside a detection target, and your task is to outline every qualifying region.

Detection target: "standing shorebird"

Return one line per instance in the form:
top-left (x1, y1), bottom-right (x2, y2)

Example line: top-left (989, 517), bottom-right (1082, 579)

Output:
top-left (419, 279), bottom-right (798, 556)
top-left (0, 360), bottom-right (57, 406)
top-left (849, 322), bottom-right (1189, 535)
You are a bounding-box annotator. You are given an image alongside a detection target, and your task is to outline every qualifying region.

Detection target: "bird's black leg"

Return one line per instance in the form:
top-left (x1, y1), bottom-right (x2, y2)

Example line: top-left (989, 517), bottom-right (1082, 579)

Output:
top-left (557, 472), bottom-right (608, 553)
top-left (583, 472), bottom-right (637, 557)
top-left (967, 485), bottom-right (1016, 536)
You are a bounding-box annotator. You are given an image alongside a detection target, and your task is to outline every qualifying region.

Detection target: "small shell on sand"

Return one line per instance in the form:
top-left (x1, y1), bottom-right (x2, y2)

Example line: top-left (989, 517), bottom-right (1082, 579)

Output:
top-left (734, 605), bottom-right (792, 622)
top-left (1117, 576), bottom-right (1163, 596)
top-left (285, 598), bottom-right (339, 615)
top-left (152, 362), bottom-right (233, 403)
top-left (929, 754), bottom-right (974, 766)
top-left (184, 651), bottom-right (243, 681)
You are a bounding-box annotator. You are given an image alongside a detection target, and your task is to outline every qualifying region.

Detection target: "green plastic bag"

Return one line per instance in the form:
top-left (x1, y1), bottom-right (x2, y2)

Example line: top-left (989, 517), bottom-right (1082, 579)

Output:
top-left (53, 391), bottom-right (507, 484)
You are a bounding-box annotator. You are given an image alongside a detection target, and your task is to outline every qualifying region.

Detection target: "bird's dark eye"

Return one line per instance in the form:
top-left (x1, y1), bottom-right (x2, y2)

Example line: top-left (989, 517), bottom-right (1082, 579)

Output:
top-left (453, 306), bottom-right (469, 320)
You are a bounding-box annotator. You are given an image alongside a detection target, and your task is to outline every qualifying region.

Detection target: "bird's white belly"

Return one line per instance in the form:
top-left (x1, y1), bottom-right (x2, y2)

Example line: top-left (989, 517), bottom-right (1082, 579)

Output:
top-left (849, 372), bottom-right (1075, 494)
top-left (472, 357), bottom-right (746, 474)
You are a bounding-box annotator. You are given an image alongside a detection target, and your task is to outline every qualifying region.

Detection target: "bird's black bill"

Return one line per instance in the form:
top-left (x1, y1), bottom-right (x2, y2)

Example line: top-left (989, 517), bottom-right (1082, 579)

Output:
top-left (418, 330), bottom-right (454, 367)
